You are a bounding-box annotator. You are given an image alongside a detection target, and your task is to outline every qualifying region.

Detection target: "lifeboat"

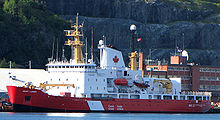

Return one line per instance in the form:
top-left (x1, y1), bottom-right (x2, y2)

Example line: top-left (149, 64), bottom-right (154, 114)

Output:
top-left (114, 78), bottom-right (128, 86)
top-left (133, 81), bottom-right (150, 88)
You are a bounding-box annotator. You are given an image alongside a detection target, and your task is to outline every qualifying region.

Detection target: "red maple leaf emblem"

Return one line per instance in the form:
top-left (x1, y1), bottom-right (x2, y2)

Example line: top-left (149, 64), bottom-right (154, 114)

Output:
top-left (113, 56), bottom-right (119, 63)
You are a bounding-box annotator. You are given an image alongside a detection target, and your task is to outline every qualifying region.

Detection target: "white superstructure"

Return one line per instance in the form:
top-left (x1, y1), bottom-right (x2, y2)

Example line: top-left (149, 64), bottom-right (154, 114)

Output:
top-left (3, 14), bottom-right (211, 102)
top-left (44, 41), bottom-right (210, 101)
top-left (42, 14), bottom-right (211, 101)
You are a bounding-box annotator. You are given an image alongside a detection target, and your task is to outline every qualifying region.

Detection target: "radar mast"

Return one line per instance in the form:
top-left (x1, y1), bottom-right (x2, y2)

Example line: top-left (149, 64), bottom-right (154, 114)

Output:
top-left (64, 13), bottom-right (84, 64)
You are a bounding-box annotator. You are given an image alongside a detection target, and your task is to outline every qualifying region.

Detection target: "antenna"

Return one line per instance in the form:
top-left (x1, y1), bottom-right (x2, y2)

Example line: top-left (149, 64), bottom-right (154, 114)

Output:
top-left (175, 38), bottom-right (177, 56)
top-left (56, 38), bottom-right (59, 61)
top-left (91, 26), bottom-right (94, 61)
top-left (103, 35), bottom-right (106, 46)
top-left (85, 37), bottom-right (88, 64)
top-left (81, 21), bottom-right (84, 39)
top-left (182, 33), bottom-right (185, 50)
top-left (51, 38), bottom-right (55, 60)
top-left (61, 46), bottom-right (65, 62)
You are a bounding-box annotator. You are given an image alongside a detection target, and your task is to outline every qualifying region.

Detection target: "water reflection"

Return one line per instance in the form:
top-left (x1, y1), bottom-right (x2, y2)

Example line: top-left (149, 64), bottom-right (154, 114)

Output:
top-left (46, 113), bottom-right (87, 117)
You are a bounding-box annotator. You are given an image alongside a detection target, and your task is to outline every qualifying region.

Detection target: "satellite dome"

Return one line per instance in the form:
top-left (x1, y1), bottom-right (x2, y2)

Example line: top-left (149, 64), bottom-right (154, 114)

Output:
top-left (130, 24), bottom-right (136, 31)
top-left (99, 40), bottom-right (104, 45)
top-left (182, 50), bottom-right (189, 61)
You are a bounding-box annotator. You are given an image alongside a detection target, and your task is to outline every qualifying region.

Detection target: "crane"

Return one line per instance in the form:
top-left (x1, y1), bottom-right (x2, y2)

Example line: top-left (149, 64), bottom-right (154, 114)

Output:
top-left (152, 79), bottom-right (173, 94)
top-left (39, 83), bottom-right (75, 92)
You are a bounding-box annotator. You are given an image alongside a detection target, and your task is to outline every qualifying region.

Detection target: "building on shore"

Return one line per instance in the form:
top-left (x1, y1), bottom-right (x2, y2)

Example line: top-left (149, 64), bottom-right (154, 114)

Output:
top-left (145, 50), bottom-right (220, 101)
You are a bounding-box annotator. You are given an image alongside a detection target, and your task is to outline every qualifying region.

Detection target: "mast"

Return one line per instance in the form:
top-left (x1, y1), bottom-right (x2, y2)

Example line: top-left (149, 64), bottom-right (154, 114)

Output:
top-left (56, 38), bottom-right (59, 61)
top-left (91, 26), bottom-right (94, 61)
top-left (85, 37), bottom-right (88, 64)
top-left (64, 13), bottom-right (84, 64)
top-left (129, 24), bottom-right (138, 70)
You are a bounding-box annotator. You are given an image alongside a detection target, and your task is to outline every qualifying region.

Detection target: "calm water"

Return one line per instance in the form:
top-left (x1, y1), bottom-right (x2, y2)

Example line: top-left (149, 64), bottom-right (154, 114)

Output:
top-left (1, 112), bottom-right (220, 120)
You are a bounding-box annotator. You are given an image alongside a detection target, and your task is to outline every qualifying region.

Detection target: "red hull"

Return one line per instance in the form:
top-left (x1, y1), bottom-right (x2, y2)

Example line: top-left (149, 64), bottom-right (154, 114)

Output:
top-left (7, 86), bottom-right (211, 113)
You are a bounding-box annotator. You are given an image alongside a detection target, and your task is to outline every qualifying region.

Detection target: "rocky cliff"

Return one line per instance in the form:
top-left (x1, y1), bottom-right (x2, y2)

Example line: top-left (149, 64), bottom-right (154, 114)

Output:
top-left (1, 0), bottom-right (220, 68)
top-left (43, 0), bottom-right (220, 66)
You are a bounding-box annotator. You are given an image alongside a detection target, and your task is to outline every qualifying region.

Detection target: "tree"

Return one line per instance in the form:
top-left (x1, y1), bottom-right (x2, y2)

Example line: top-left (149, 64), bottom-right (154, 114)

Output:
top-left (0, 58), bottom-right (8, 68)
top-left (3, 0), bottom-right (17, 16)
top-left (12, 61), bottom-right (16, 68)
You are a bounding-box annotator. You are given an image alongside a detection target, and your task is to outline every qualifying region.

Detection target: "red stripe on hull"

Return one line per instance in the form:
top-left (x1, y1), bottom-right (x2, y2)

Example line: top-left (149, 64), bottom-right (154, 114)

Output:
top-left (7, 86), bottom-right (211, 113)
top-left (102, 99), bottom-right (210, 113)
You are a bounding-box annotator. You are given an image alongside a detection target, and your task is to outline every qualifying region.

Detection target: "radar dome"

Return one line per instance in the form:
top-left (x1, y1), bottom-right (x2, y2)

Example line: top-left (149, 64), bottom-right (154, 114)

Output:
top-left (130, 24), bottom-right (136, 31)
top-left (99, 40), bottom-right (104, 45)
top-left (182, 50), bottom-right (189, 61)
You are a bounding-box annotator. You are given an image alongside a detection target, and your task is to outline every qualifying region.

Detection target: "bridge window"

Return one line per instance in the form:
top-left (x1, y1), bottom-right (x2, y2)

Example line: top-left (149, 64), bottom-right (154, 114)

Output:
top-left (196, 96), bottom-right (202, 100)
top-left (187, 96), bottom-right (194, 100)
top-left (124, 71), bottom-right (127, 76)
top-left (180, 96), bottom-right (185, 100)
top-left (174, 96), bottom-right (178, 100)
top-left (154, 95), bottom-right (161, 99)
top-left (163, 96), bottom-right (172, 100)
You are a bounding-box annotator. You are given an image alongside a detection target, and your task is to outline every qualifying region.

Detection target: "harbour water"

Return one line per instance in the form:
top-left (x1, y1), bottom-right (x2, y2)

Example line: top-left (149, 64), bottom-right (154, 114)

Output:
top-left (1, 112), bottom-right (220, 120)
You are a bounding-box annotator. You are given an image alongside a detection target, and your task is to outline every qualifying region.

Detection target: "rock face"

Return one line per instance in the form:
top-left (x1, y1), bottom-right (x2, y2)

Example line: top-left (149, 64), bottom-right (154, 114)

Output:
top-left (42, 0), bottom-right (220, 66)
top-left (44, 0), bottom-right (212, 24)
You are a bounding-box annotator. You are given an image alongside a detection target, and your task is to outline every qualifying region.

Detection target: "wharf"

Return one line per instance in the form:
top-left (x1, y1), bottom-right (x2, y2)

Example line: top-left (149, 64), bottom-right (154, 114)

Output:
top-left (208, 108), bottom-right (220, 113)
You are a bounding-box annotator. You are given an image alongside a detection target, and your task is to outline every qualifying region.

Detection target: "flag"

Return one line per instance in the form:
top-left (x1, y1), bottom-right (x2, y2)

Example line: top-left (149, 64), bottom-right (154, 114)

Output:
top-left (137, 38), bottom-right (142, 42)
top-left (178, 49), bottom-right (182, 52)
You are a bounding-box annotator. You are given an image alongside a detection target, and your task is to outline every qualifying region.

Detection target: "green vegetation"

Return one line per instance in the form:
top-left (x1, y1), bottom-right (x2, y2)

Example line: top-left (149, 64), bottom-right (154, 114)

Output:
top-left (158, 0), bottom-right (220, 24)
top-left (0, 58), bottom-right (16, 68)
top-left (0, 0), bottom-right (68, 68)
top-left (160, 0), bottom-right (220, 12)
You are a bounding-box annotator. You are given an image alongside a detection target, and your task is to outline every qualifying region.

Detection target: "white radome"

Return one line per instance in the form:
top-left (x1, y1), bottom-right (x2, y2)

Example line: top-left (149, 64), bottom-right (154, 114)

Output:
top-left (130, 24), bottom-right (136, 31)
top-left (182, 50), bottom-right (189, 61)
top-left (99, 40), bottom-right (104, 45)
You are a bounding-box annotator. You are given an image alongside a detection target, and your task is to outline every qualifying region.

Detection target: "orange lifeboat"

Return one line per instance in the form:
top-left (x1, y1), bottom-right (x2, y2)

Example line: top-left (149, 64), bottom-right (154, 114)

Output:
top-left (114, 78), bottom-right (128, 86)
